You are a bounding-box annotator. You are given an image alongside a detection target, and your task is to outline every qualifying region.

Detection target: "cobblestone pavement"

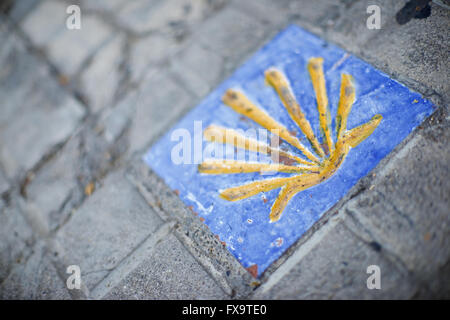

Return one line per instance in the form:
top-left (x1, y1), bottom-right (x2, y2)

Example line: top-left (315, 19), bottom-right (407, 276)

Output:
top-left (0, 0), bottom-right (448, 299)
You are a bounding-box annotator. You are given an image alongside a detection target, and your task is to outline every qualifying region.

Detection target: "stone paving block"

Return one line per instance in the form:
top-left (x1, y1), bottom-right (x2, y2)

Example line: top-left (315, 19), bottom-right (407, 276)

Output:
top-left (20, 0), bottom-right (66, 47)
top-left (194, 6), bottom-right (267, 61)
top-left (287, 0), bottom-right (343, 30)
top-left (127, 161), bottom-right (256, 298)
top-left (99, 100), bottom-right (133, 145)
top-left (20, 139), bottom-right (80, 234)
top-left (79, 35), bottom-right (126, 113)
top-left (253, 220), bottom-right (417, 299)
top-left (78, 0), bottom-right (128, 13)
top-left (0, 24), bottom-right (34, 123)
top-left (104, 233), bottom-right (227, 299)
top-left (22, 0), bottom-right (113, 76)
top-left (0, 88), bottom-right (82, 179)
top-left (6, 0), bottom-right (40, 24)
top-left (118, 0), bottom-right (227, 34)
top-left (363, 3), bottom-right (450, 104)
top-left (0, 28), bottom-right (85, 180)
top-left (341, 120), bottom-right (450, 297)
top-left (20, 100), bottom-right (131, 233)
top-left (326, 0), bottom-right (405, 54)
top-left (19, 78), bottom-right (131, 232)
top-left (123, 71), bottom-right (195, 154)
top-left (170, 42), bottom-right (224, 98)
top-left (0, 201), bottom-right (35, 284)
top-left (0, 170), bottom-right (9, 196)
top-left (2, 0), bottom-right (448, 301)
top-left (0, 241), bottom-right (70, 300)
top-left (45, 15), bottom-right (113, 76)
top-left (230, 0), bottom-right (290, 27)
top-left (129, 33), bottom-right (183, 83)
top-left (0, 25), bottom-right (34, 124)
top-left (54, 170), bottom-right (163, 290)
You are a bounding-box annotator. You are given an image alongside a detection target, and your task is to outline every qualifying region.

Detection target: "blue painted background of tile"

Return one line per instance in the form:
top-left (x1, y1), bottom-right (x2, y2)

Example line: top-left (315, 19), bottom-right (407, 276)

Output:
top-left (143, 25), bottom-right (435, 276)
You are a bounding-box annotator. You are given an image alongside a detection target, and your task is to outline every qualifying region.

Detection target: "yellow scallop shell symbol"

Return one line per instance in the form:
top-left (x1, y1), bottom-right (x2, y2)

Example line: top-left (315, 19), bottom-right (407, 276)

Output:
top-left (199, 58), bottom-right (382, 222)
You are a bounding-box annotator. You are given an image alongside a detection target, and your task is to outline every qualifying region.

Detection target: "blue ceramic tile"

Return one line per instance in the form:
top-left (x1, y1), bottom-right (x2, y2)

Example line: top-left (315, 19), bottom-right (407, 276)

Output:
top-left (143, 25), bottom-right (435, 277)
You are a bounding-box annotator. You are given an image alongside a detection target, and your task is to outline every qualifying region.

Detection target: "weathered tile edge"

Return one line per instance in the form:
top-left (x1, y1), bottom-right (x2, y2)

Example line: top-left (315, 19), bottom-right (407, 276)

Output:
top-left (126, 159), bottom-right (256, 298)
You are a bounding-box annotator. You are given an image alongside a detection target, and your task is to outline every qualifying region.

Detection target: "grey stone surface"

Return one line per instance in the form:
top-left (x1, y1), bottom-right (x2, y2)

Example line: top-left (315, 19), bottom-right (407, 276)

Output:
top-left (194, 6), bottom-right (267, 61)
top-left (253, 219), bottom-right (418, 299)
top-left (0, 170), bottom-right (9, 196)
top-left (117, 0), bottom-right (227, 34)
top-left (125, 70), bottom-right (195, 154)
top-left (77, 0), bottom-right (128, 13)
top-left (88, 221), bottom-right (176, 299)
top-left (127, 161), bottom-right (256, 298)
top-left (98, 100), bottom-right (133, 145)
top-left (363, 2), bottom-right (450, 105)
top-left (0, 93), bottom-right (82, 179)
top-left (0, 27), bottom-right (85, 180)
top-left (45, 15), bottom-right (113, 76)
top-left (129, 33), bottom-right (183, 83)
top-left (341, 116), bottom-right (450, 298)
top-left (0, 24), bottom-right (32, 124)
top-left (104, 233), bottom-right (227, 299)
top-left (0, 201), bottom-right (35, 284)
top-left (0, 241), bottom-right (71, 300)
top-left (230, 0), bottom-right (291, 27)
top-left (21, 0), bottom-right (113, 76)
top-left (326, 0), bottom-right (405, 53)
top-left (20, 135), bottom-right (83, 234)
top-left (284, 0), bottom-right (343, 33)
top-left (20, 118), bottom-right (128, 233)
top-left (20, 0), bottom-right (66, 47)
top-left (54, 170), bottom-right (163, 290)
top-left (170, 42), bottom-right (225, 98)
top-left (79, 34), bottom-right (126, 113)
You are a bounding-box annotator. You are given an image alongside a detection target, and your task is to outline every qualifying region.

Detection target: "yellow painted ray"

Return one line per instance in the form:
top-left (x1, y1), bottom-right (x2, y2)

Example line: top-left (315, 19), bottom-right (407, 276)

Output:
top-left (265, 68), bottom-right (325, 158)
top-left (219, 175), bottom-right (314, 202)
top-left (199, 160), bottom-right (319, 175)
top-left (269, 142), bottom-right (352, 223)
top-left (336, 74), bottom-right (356, 140)
top-left (268, 114), bottom-right (383, 221)
top-left (308, 58), bottom-right (334, 156)
top-left (222, 89), bottom-right (320, 163)
top-left (343, 114), bottom-right (382, 148)
top-left (270, 176), bottom-right (319, 222)
top-left (203, 125), bottom-right (315, 166)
